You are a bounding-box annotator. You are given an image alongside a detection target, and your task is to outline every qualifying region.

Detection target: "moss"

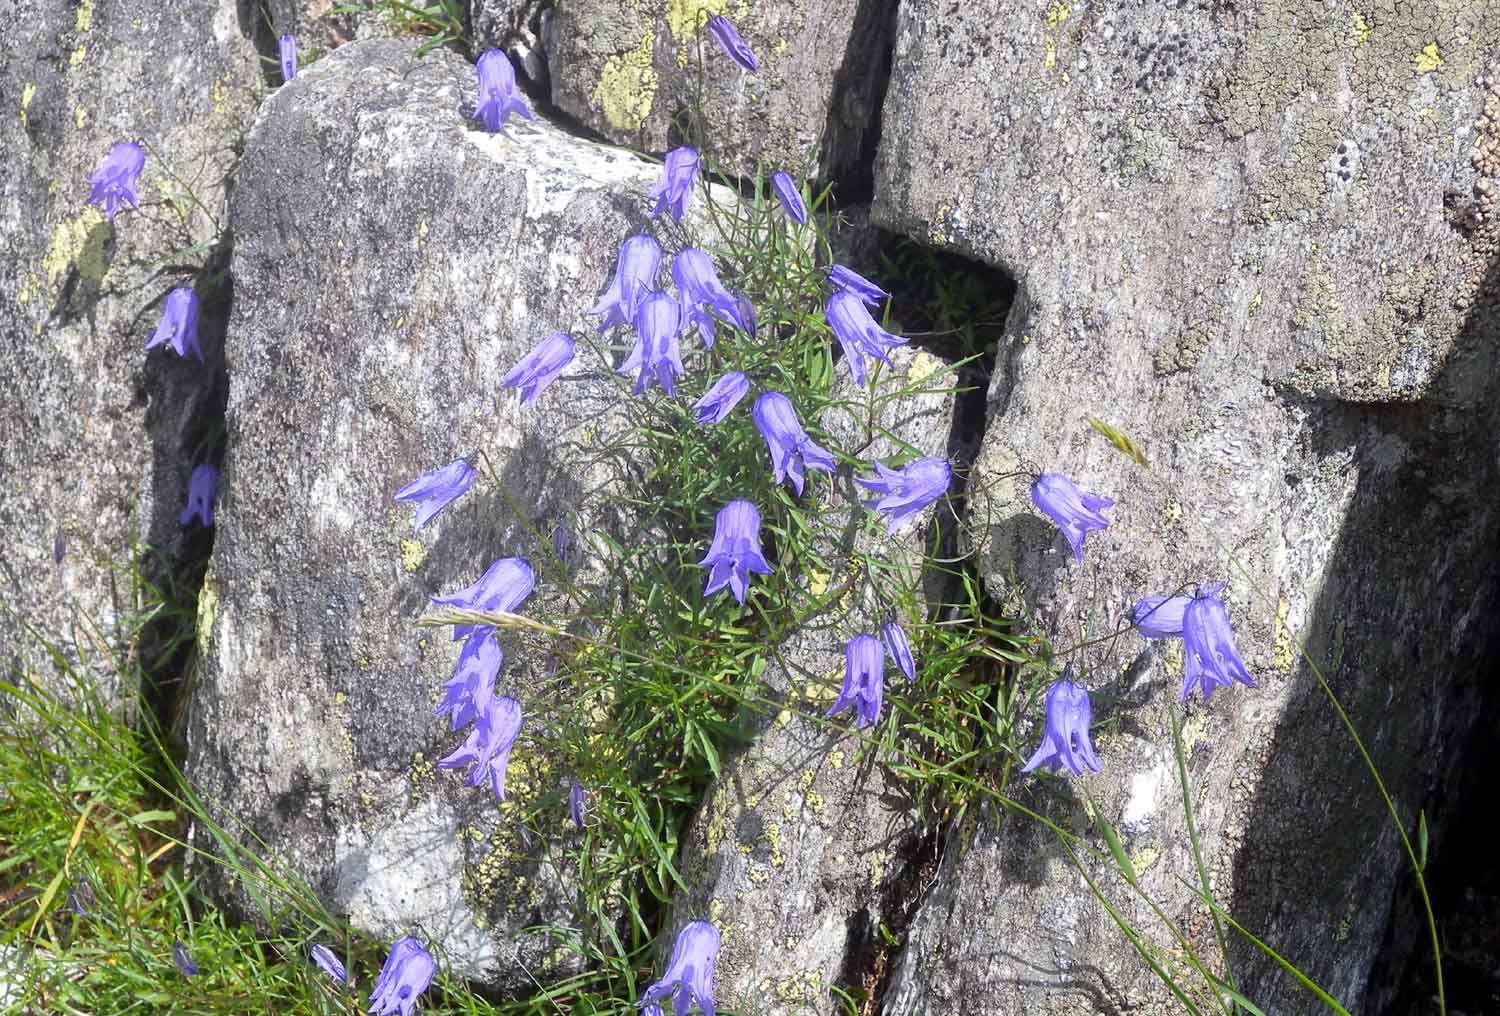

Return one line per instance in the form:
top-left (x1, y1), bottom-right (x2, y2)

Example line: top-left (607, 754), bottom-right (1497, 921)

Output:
top-left (592, 25), bottom-right (658, 131)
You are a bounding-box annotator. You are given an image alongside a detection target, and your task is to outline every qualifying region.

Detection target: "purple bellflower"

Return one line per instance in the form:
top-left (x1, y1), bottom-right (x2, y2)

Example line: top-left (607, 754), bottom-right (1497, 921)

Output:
top-left (881, 620), bottom-right (916, 683)
top-left (434, 628), bottom-right (502, 731)
top-left (673, 247), bottom-right (749, 348)
top-left (649, 146), bottom-right (700, 222)
top-left (590, 234), bottom-right (662, 331)
top-left (857, 456), bottom-right (951, 533)
top-left (1022, 678), bottom-right (1103, 776)
top-left (735, 294), bottom-right (757, 339)
top-left (828, 634), bottom-right (885, 728)
top-left (691, 370), bottom-right (749, 425)
top-left (279, 35), bottom-right (297, 82)
top-left (826, 289), bottom-right (906, 385)
top-left (553, 515), bottom-right (573, 566)
top-left (570, 779), bottom-right (586, 830)
top-left (432, 556), bottom-right (536, 641)
top-left (639, 920), bottom-right (721, 1016)
top-left (706, 14), bottom-right (758, 72)
top-left (146, 287), bottom-right (205, 362)
top-left (502, 332), bottom-right (575, 405)
top-left (180, 464), bottom-right (218, 528)
top-left (698, 499), bottom-right (773, 605)
top-left (753, 392), bottom-right (836, 495)
top-left (475, 49), bottom-right (533, 132)
top-left (617, 291), bottom-right (685, 396)
top-left (771, 170), bottom-right (808, 225)
top-left (1182, 587), bottom-right (1256, 702)
top-left (369, 936), bottom-right (435, 1016)
top-left (1130, 584), bottom-right (1218, 639)
top-left (1030, 472), bottom-right (1113, 563)
top-left (309, 944), bottom-right (347, 984)
top-left (87, 141), bottom-right (145, 222)
top-left (438, 694), bottom-right (524, 801)
top-left (67, 878), bottom-right (95, 917)
top-left (828, 264), bottom-right (889, 306)
top-left (172, 941), bottom-right (200, 977)
top-left (394, 458), bottom-right (475, 530)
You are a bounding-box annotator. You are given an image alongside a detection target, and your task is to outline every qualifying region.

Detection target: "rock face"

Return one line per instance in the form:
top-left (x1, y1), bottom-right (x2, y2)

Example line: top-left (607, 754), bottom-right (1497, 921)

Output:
top-left (873, 2), bottom-right (1500, 1014)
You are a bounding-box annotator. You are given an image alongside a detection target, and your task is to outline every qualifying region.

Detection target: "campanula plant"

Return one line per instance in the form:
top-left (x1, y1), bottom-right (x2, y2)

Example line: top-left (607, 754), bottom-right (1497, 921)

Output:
top-left (828, 635), bottom-right (886, 728)
top-left (1030, 471), bottom-right (1113, 562)
top-left (591, 234), bottom-right (662, 331)
top-left (501, 332), bottom-right (575, 404)
top-left (474, 49), bottom-right (532, 131)
top-left (648, 147), bottom-right (700, 221)
top-left (639, 921), bottom-right (721, 1016)
top-left (86, 141), bottom-right (145, 222)
top-left (699, 499), bottom-right (773, 604)
top-left (146, 287), bottom-right (205, 362)
top-left (691, 370), bottom-right (749, 424)
top-left (752, 392), bottom-right (835, 495)
top-left (279, 35), bottom-right (297, 82)
top-left (368, 936), bottom-right (435, 1016)
top-left (394, 458), bottom-right (475, 529)
top-left (180, 464), bottom-right (219, 527)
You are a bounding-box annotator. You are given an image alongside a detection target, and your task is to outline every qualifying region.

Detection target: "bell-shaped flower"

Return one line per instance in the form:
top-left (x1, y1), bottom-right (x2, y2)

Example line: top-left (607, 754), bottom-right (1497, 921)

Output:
top-left (434, 628), bottom-right (502, 731)
top-left (569, 779), bottom-right (586, 830)
top-left (826, 290), bottom-right (906, 386)
top-left (753, 392), bottom-right (835, 495)
top-left (648, 146), bottom-right (699, 222)
top-left (857, 456), bottom-right (950, 533)
top-left (309, 944), bottom-right (347, 984)
top-left (279, 35), bottom-right (297, 82)
top-left (87, 141), bottom-right (145, 222)
top-left (146, 287), bottom-right (205, 362)
top-left (438, 694), bottom-right (524, 801)
top-left (474, 49), bottom-right (532, 131)
top-left (1030, 472), bottom-right (1113, 563)
top-left (502, 332), bottom-right (574, 405)
top-left (172, 941), bottom-right (200, 977)
top-left (395, 458), bottom-right (474, 530)
top-left (707, 14), bottom-right (757, 72)
top-left (1181, 588), bottom-right (1256, 701)
top-left (698, 499), bottom-right (773, 605)
top-left (617, 291), bottom-right (684, 396)
top-left (691, 370), bottom-right (749, 425)
top-left (1131, 595), bottom-right (1190, 637)
top-left (735, 294), bottom-right (757, 339)
top-left (771, 170), bottom-right (807, 224)
top-left (180, 464), bottom-right (219, 527)
top-left (590, 234), bottom-right (662, 332)
top-left (368, 936), bottom-right (435, 1016)
top-left (639, 920), bottom-right (721, 1016)
top-left (1021, 678), bottom-right (1103, 776)
top-left (431, 556), bottom-right (535, 641)
top-left (828, 264), bottom-right (889, 306)
top-left (881, 620), bottom-right (916, 683)
top-left (673, 247), bottom-right (749, 348)
top-left (827, 634), bottom-right (885, 728)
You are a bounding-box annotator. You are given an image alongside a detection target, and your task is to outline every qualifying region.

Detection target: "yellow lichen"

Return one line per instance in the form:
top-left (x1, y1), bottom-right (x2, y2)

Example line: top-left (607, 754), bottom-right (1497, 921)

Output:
top-left (73, 105), bottom-right (86, 129)
top-left (908, 349), bottom-right (943, 385)
top-left (195, 569), bottom-right (219, 650)
top-left (1273, 596), bottom-right (1295, 672)
top-left (75, 0), bottom-right (94, 33)
top-left (1348, 12), bottom-right (1371, 46)
top-left (70, 46), bottom-right (86, 68)
top-left (828, 750), bottom-right (844, 769)
top-left (19, 83), bottom-right (35, 129)
top-left (1044, 1), bottom-right (1070, 27)
top-left (593, 28), bottom-right (658, 131)
top-left (42, 208), bottom-right (108, 291)
top-left (400, 539), bottom-right (425, 573)
top-left (667, 0), bottom-right (728, 64)
top-left (1413, 42), bottom-right (1443, 73)
top-left (806, 566), bottom-right (829, 596)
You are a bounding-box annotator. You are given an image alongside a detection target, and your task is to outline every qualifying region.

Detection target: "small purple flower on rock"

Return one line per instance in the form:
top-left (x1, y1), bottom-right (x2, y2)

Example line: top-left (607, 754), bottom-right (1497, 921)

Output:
top-left (279, 35), bottom-right (297, 82)
top-left (434, 628), bottom-right (502, 731)
top-left (692, 371), bottom-right (749, 425)
top-left (591, 234), bottom-right (662, 331)
top-left (753, 392), bottom-right (835, 495)
top-left (698, 499), bottom-right (773, 605)
top-left (617, 291), bottom-right (685, 396)
top-left (438, 694), bottom-right (524, 801)
top-left (87, 141), bottom-right (145, 222)
top-left (770, 170), bottom-right (807, 225)
top-left (1022, 678), bottom-right (1103, 776)
top-left (857, 456), bottom-right (951, 533)
top-left (146, 288), bottom-right (205, 362)
top-left (570, 779), bottom-right (586, 830)
top-left (431, 556), bottom-right (536, 641)
top-left (826, 290), bottom-right (906, 385)
top-left (828, 264), bottom-right (889, 306)
top-left (368, 936), bottom-right (435, 1016)
top-left (474, 49), bottom-right (532, 132)
top-left (1181, 588), bottom-right (1256, 701)
top-left (828, 634), bottom-right (885, 728)
top-left (673, 247), bottom-right (749, 348)
top-left (639, 920), bottom-right (721, 1016)
top-left (1030, 472), bottom-right (1113, 563)
top-left (67, 878), bottom-right (95, 916)
top-left (502, 332), bottom-right (574, 405)
top-left (706, 14), bottom-right (758, 72)
top-left (1130, 585), bottom-right (1217, 639)
top-left (172, 941), bottom-right (199, 977)
top-left (649, 146), bottom-right (699, 222)
top-left (881, 620), bottom-right (916, 683)
top-left (394, 458), bottom-right (474, 530)
top-left (180, 464), bottom-right (218, 528)
top-left (309, 944), bottom-right (347, 984)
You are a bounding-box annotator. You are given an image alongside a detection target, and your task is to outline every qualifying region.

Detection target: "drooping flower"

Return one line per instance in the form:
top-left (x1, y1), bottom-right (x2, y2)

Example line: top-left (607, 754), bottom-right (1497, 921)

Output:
top-left (279, 35), bottom-right (297, 82)
top-left (437, 694), bottom-right (524, 801)
top-left (590, 234), bottom-right (662, 332)
top-left (753, 392), bottom-right (836, 495)
top-left (1130, 583), bottom-right (1224, 639)
top-left (501, 332), bottom-right (575, 405)
top-left (146, 287), bottom-right (205, 362)
top-left (1030, 472), bottom-right (1113, 563)
top-left (857, 456), bottom-right (951, 533)
top-left (179, 464), bottom-right (218, 527)
top-left (1181, 588), bottom-right (1256, 702)
top-left (1021, 678), bottom-right (1103, 776)
top-left (368, 936), bottom-right (435, 1016)
top-left (706, 14), bottom-right (758, 72)
top-left (673, 247), bottom-right (749, 348)
top-left (569, 779), bottom-right (586, 830)
top-left (691, 371), bottom-right (749, 425)
top-left (881, 620), bottom-right (916, 683)
top-left (617, 290), bottom-right (684, 396)
top-left (434, 628), bottom-right (502, 731)
top-left (309, 944), bottom-right (347, 984)
top-left (827, 634), bottom-right (885, 728)
top-left (431, 556), bottom-right (535, 641)
top-left (474, 49), bottom-right (532, 132)
top-left (394, 458), bottom-right (475, 530)
top-left (648, 146), bottom-right (700, 222)
top-left (826, 290), bottom-right (907, 385)
top-left (698, 499), bottom-right (773, 605)
top-left (172, 941), bottom-right (200, 977)
top-left (67, 878), bottom-right (95, 917)
top-left (828, 264), bottom-right (889, 306)
top-left (87, 141), bottom-right (145, 222)
top-left (735, 293), bottom-right (757, 339)
top-left (770, 170), bottom-right (807, 225)
top-left (639, 921), bottom-right (721, 1016)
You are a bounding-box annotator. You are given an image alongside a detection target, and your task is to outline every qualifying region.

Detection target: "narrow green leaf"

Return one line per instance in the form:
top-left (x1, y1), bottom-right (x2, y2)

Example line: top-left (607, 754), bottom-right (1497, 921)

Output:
top-left (1089, 417), bottom-right (1149, 467)
top-left (1418, 810), bottom-right (1429, 873)
top-left (1096, 813), bottom-right (1138, 886)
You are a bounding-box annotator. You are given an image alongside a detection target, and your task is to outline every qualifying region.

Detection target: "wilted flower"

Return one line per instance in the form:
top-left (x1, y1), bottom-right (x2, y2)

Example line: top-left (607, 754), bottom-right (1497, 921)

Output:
top-left (691, 370), bottom-right (749, 425)
top-left (771, 170), bottom-right (807, 225)
top-left (501, 332), bottom-right (574, 405)
top-left (706, 14), bottom-right (757, 72)
top-left (434, 628), bottom-right (502, 731)
top-left (1021, 678), bottom-right (1103, 776)
top-left (279, 35), bottom-right (297, 82)
top-left (698, 499), bottom-right (773, 605)
top-left (639, 921), bottom-right (721, 1016)
top-left (474, 49), bottom-right (532, 131)
top-left (617, 291), bottom-right (684, 396)
top-left (857, 456), bottom-right (951, 533)
top-left (394, 458), bottom-right (475, 530)
top-left (753, 392), bottom-right (835, 495)
top-left (67, 878), bottom-right (94, 916)
top-left (431, 556), bottom-right (535, 641)
top-left (146, 287), bottom-right (205, 362)
top-left (881, 620), bottom-right (916, 683)
top-left (673, 247), bottom-right (749, 348)
top-left (172, 941), bottom-right (200, 977)
top-left (309, 944), bottom-right (347, 984)
top-left (569, 779), bottom-right (586, 830)
top-left (180, 464), bottom-right (218, 527)
top-left (648, 146), bottom-right (699, 222)
top-left (735, 293), bottom-right (757, 339)
top-left (87, 141), bottom-right (145, 222)
top-left (828, 264), bottom-right (889, 306)
top-left (1181, 588), bottom-right (1256, 701)
top-left (1030, 472), bottom-right (1113, 563)
top-left (826, 290), bottom-right (906, 385)
top-left (438, 694), bottom-right (524, 801)
top-left (590, 234), bottom-right (662, 331)
top-left (827, 634), bottom-right (885, 728)
top-left (369, 936), bottom-right (435, 1016)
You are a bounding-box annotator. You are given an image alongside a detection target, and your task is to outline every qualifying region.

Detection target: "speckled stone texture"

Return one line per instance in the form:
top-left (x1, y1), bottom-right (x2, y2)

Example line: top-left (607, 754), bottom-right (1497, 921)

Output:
top-left (873, 2), bottom-right (1500, 1013)
top-left (543, 0), bottom-right (889, 181)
